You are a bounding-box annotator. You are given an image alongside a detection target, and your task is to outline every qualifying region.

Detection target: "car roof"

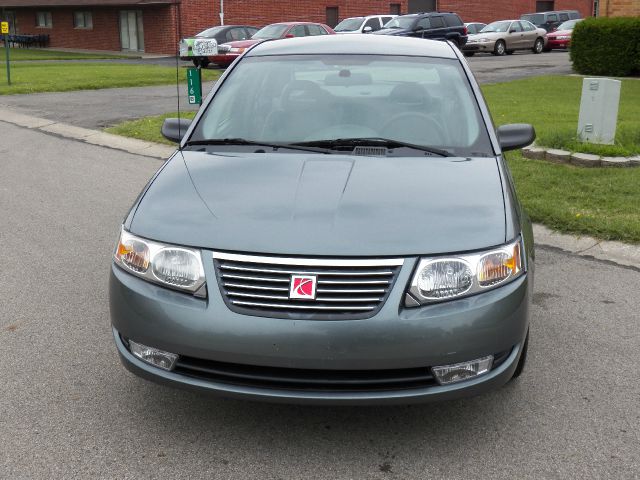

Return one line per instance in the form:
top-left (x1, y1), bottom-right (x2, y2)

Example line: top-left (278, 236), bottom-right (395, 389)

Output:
top-left (269, 22), bottom-right (325, 26)
top-left (247, 34), bottom-right (457, 59)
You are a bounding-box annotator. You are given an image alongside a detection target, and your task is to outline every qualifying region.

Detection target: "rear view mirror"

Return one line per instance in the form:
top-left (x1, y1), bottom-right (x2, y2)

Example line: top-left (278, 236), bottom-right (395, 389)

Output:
top-left (363, 26), bottom-right (373, 33)
top-left (497, 124), bottom-right (536, 152)
top-left (161, 118), bottom-right (192, 143)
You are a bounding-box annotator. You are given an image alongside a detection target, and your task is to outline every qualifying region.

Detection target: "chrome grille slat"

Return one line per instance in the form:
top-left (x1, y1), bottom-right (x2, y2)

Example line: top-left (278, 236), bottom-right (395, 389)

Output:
top-left (213, 252), bottom-right (403, 319)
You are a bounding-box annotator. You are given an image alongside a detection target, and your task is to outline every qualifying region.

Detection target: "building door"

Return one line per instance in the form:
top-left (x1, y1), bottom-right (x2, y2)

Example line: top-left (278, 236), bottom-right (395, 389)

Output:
top-left (536, 1), bottom-right (554, 11)
top-left (120, 10), bottom-right (144, 52)
top-left (326, 7), bottom-right (339, 28)
top-left (408, 0), bottom-right (436, 14)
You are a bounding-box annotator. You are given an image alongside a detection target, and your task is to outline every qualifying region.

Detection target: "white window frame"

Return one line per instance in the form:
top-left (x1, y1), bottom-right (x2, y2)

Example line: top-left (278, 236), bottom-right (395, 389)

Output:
top-left (74, 11), bottom-right (93, 30)
top-left (36, 11), bottom-right (52, 28)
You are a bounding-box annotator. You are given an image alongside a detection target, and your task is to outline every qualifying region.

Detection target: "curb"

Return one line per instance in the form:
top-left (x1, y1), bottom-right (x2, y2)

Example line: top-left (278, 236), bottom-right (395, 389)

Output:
top-left (2, 108), bottom-right (639, 269)
top-left (522, 145), bottom-right (640, 167)
top-left (0, 108), bottom-right (175, 160)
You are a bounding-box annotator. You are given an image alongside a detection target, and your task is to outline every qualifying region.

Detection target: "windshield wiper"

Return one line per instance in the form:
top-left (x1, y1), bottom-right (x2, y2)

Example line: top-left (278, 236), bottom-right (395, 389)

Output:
top-left (183, 138), bottom-right (331, 153)
top-left (292, 138), bottom-right (452, 157)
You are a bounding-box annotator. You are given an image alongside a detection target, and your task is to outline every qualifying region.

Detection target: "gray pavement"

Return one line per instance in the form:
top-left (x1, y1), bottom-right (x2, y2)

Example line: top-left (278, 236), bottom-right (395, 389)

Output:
top-left (1, 121), bottom-right (639, 479)
top-left (0, 51), bottom-right (571, 130)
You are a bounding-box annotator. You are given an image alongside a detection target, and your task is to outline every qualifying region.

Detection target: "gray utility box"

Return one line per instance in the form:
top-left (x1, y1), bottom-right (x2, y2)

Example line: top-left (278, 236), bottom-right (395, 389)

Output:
top-left (577, 77), bottom-right (621, 145)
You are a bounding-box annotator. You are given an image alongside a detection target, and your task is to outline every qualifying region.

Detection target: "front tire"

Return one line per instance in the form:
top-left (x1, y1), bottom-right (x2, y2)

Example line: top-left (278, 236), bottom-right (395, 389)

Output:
top-left (532, 37), bottom-right (544, 54)
top-left (493, 40), bottom-right (506, 56)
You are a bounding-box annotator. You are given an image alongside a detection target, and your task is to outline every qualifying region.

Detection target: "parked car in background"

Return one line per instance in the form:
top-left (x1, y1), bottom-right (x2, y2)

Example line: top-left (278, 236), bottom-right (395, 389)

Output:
top-left (179, 25), bottom-right (259, 67)
top-left (334, 15), bottom-right (396, 34)
top-left (207, 22), bottom-right (334, 68)
top-left (373, 12), bottom-right (468, 48)
top-left (462, 20), bottom-right (547, 56)
top-left (520, 10), bottom-right (580, 32)
top-left (544, 18), bottom-right (582, 50)
top-left (465, 22), bottom-right (486, 35)
top-left (112, 34), bottom-right (535, 405)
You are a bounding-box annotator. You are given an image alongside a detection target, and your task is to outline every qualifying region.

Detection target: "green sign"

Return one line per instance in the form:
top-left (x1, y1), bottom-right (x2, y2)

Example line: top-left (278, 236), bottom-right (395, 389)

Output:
top-left (186, 68), bottom-right (202, 105)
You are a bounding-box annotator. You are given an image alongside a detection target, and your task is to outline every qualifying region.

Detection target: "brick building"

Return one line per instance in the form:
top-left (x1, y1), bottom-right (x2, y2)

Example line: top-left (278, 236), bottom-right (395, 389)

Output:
top-left (598, 0), bottom-right (640, 16)
top-left (1, 0), bottom-right (595, 55)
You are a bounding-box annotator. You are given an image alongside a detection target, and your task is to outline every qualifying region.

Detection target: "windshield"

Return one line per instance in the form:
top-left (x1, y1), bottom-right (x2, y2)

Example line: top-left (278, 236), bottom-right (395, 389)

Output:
top-left (521, 14), bottom-right (543, 25)
top-left (481, 21), bottom-right (512, 33)
top-left (382, 17), bottom-right (415, 29)
top-left (252, 24), bottom-right (288, 40)
top-left (556, 19), bottom-right (580, 30)
top-left (334, 18), bottom-right (364, 32)
top-left (196, 26), bottom-right (225, 37)
top-left (189, 55), bottom-right (493, 157)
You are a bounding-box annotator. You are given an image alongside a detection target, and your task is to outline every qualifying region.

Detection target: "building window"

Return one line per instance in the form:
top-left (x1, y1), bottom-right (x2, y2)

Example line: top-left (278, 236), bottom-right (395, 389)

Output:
top-left (74, 11), bottom-right (93, 29)
top-left (390, 3), bottom-right (401, 15)
top-left (36, 11), bottom-right (52, 28)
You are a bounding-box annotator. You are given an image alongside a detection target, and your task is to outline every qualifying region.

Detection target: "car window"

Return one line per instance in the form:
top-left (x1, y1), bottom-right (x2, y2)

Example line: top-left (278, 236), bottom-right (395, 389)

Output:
top-left (511, 22), bottom-right (523, 32)
top-left (364, 18), bottom-right (381, 31)
top-left (559, 13), bottom-right (569, 21)
top-left (252, 24), bottom-right (289, 39)
top-left (521, 21), bottom-right (535, 31)
top-left (521, 13), bottom-right (543, 25)
top-left (384, 16), bottom-right (416, 29)
top-left (307, 24), bottom-right (328, 36)
top-left (289, 25), bottom-right (307, 37)
top-left (444, 14), bottom-right (462, 27)
top-left (228, 28), bottom-right (247, 41)
top-left (334, 17), bottom-right (364, 32)
top-left (196, 26), bottom-right (225, 37)
top-left (547, 14), bottom-right (558, 22)
top-left (430, 17), bottom-right (445, 28)
top-left (247, 27), bottom-right (259, 36)
top-left (481, 21), bottom-right (512, 33)
top-left (416, 18), bottom-right (431, 30)
top-left (381, 17), bottom-right (393, 24)
top-left (192, 55), bottom-right (494, 157)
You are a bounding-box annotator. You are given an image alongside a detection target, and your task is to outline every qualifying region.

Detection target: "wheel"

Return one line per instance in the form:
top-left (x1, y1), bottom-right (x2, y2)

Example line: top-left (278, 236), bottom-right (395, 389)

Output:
top-left (463, 51), bottom-right (475, 57)
top-left (493, 40), bottom-right (506, 56)
top-left (505, 50), bottom-right (514, 55)
top-left (532, 37), bottom-right (544, 54)
top-left (511, 329), bottom-right (529, 380)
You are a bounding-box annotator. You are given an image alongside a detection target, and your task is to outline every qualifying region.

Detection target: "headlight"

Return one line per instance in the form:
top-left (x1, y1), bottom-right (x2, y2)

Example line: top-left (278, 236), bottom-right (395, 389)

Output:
top-left (478, 37), bottom-right (492, 43)
top-left (114, 227), bottom-right (206, 297)
top-left (406, 237), bottom-right (525, 306)
top-left (229, 47), bottom-right (245, 54)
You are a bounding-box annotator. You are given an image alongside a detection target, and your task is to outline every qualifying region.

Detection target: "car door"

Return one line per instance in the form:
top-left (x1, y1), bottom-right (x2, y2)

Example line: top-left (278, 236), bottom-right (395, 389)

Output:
top-left (362, 17), bottom-right (381, 33)
top-left (411, 17), bottom-right (430, 38)
top-left (506, 21), bottom-right (524, 49)
top-left (425, 15), bottom-right (447, 40)
top-left (520, 21), bottom-right (538, 48)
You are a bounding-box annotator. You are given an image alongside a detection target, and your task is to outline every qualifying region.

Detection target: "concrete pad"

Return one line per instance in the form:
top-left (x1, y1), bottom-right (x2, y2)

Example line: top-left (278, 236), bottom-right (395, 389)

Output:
top-left (570, 152), bottom-right (601, 167)
top-left (40, 122), bottom-right (98, 140)
top-left (522, 147), bottom-right (546, 160)
top-left (84, 131), bottom-right (155, 152)
top-left (0, 108), bottom-right (56, 129)
top-left (545, 149), bottom-right (571, 164)
top-left (601, 156), bottom-right (631, 167)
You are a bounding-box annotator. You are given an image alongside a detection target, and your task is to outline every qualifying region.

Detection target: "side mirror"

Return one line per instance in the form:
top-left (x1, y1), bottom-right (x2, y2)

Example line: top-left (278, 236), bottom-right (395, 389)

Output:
top-left (509, 29), bottom-right (516, 33)
top-left (497, 124), bottom-right (536, 152)
top-left (363, 26), bottom-right (373, 33)
top-left (161, 118), bottom-right (192, 143)
top-left (284, 33), bottom-right (294, 38)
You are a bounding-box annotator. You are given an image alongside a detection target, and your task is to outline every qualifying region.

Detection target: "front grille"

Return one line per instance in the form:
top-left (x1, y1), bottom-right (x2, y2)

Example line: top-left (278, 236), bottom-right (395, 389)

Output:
top-left (212, 251), bottom-right (403, 320)
top-left (174, 356), bottom-right (438, 392)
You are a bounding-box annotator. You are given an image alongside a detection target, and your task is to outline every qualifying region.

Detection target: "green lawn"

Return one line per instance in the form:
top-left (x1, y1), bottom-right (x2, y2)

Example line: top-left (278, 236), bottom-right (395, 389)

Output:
top-left (0, 62), bottom-right (221, 95)
top-left (1, 47), bottom-right (132, 61)
top-left (106, 111), bottom-right (197, 145)
top-left (482, 76), bottom-right (640, 157)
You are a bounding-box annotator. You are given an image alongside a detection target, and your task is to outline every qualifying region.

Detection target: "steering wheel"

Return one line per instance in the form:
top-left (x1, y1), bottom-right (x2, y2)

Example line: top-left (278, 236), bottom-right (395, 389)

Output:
top-left (380, 112), bottom-right (448, 146)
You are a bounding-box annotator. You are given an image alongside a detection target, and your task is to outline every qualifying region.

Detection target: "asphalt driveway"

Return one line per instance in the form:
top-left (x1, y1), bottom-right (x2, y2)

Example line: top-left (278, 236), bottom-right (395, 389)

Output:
top-left (1, 120), bottom-right (638, 479)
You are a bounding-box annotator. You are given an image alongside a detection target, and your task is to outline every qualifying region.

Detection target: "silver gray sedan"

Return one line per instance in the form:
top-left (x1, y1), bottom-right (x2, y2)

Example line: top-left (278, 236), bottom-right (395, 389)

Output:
top-left (463, 20), bottom-right (547, 56)
top-left (110, 35), bottom-right (535, 405)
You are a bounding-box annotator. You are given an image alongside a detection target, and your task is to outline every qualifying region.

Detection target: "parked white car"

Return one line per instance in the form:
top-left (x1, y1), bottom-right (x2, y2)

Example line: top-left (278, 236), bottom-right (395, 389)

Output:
top-left (334, 15), bottom-right (396, 34)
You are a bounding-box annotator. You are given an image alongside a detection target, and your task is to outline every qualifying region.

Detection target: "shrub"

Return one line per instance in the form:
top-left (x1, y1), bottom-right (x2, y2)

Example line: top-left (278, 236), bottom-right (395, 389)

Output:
top-left (570, 16), bottom-right (640, 77)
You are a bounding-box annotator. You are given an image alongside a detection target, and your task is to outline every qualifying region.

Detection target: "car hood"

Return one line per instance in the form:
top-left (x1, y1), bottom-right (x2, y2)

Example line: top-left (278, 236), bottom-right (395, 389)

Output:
top-left (129, 152), bottom-right (507, 256)
top-left (223, 39), bottom-right (263, 48)
top-left (548, 29), bottom-right (572, 37)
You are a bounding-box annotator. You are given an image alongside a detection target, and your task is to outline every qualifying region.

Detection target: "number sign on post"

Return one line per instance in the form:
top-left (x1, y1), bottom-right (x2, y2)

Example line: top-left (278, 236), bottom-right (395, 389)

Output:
top-left (186, 67), bottom-right (202, 105)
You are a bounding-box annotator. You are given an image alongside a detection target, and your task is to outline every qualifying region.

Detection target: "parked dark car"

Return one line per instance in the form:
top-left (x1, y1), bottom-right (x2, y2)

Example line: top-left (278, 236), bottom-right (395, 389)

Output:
top-left (179, 25), bottom-right (259, 67)
top-left (520, 10), bottom-right (580, 33)
top-left (374, 12), bottom-right (468, 48)
top-left (207, 22), bottom-right (334, 68)
top-left (110, 35), bottom-right (535, 405)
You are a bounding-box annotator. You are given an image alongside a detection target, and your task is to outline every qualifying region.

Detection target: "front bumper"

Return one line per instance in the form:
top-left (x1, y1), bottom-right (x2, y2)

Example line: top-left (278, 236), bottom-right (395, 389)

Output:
top-left (110, 257), bottom-right (530, 404)
top-left (547, 38), bottom-right (570, 49)
top-left (462, 41), bottom-right (496, 53)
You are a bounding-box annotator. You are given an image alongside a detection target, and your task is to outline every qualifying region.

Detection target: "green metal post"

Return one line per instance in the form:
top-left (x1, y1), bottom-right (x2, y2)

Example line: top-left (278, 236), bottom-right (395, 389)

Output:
top-left (3, 33), bottom-right (10, 86)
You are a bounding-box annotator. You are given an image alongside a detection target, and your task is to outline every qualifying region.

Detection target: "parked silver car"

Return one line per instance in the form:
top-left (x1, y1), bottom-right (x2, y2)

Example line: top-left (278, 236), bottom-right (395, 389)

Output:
top-left (463, 20), bottom-right (547, 56)
top-left (334, 14), bottom-right (396, 34)
top-left (110, 35), bottom-right (535, 405)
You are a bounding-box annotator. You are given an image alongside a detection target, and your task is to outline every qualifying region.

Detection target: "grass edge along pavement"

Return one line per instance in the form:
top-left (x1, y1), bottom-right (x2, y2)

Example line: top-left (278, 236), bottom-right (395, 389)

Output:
top-left (0, 62), bottom-right (221, 95)
top-left (105, 74), bottom-right (640, 244)
top-left (1, 47), bottom-right (133, 61)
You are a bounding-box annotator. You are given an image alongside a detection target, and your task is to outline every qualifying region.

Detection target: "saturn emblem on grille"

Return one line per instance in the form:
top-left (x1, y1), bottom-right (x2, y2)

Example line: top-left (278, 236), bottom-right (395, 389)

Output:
top-left (289, 275), bottom-right (317, 300)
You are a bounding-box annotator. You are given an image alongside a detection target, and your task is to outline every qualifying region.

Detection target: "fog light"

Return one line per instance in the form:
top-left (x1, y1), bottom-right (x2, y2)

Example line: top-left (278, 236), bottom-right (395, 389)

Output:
top-left (129, 340), bottom-right (178, 371)
top-left (432, 355), bottom-right (493, 385)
